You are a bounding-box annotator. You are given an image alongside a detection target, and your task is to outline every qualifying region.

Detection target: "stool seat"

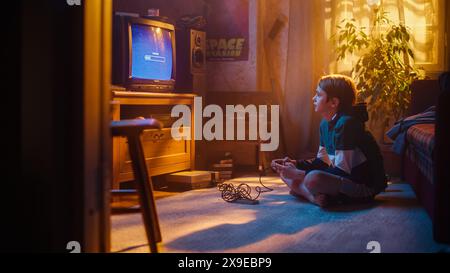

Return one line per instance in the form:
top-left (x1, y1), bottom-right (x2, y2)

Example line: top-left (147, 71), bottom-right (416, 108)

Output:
top-left (111, 119), bottom-right (163, 136)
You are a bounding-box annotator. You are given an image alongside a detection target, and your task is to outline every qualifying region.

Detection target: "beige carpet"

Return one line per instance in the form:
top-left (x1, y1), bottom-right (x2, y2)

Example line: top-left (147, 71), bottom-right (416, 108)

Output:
top-left (111, 176), bottom-right (448, 253)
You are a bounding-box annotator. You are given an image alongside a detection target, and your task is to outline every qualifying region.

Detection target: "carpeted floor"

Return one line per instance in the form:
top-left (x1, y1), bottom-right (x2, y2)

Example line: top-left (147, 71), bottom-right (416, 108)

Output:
top-left (111, 176), bottom-right (448, 253)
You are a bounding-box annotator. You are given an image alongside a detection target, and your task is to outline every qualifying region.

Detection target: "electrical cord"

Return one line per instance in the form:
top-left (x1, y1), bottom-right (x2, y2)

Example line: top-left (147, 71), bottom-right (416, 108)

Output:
top-left (217, 167), bottom-right (273, 204)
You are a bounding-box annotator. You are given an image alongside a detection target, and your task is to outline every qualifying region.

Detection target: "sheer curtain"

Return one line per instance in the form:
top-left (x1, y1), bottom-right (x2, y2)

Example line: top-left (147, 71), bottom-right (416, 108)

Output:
top-left (263, 0), bottom-right (339, 157)
top-left (273, 0), bottom-right (331, 157)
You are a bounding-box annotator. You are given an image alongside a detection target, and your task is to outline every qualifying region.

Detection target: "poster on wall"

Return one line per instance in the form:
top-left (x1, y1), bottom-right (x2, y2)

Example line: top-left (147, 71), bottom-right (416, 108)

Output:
top-left (205, 0), bottom-right (249, 61)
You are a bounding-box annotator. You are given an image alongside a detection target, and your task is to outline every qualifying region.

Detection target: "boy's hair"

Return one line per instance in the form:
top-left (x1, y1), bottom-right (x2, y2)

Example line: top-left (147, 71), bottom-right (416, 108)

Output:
top-left (318, 74), bottom-right (357, 113)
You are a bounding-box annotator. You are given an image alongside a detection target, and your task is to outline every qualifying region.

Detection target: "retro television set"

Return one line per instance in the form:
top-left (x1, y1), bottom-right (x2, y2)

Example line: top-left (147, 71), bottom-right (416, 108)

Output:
top-left (112, 15), bottom-right (176, 92)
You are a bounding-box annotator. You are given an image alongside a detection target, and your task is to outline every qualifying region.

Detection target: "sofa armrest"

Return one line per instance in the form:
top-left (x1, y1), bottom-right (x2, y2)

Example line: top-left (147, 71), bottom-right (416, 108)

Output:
top-left (433, 77), bottom-right (450, 243)
top-left (407, 80), bottom-right (440, 116)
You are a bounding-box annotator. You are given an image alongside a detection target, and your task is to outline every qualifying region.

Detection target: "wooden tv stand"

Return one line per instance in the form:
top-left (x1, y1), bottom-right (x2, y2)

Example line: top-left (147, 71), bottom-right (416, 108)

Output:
top-left (111, 90), bottom-right (196, 190)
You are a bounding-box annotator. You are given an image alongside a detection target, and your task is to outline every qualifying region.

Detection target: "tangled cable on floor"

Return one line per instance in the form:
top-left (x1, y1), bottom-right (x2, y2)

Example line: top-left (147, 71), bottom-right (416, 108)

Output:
top-left (217, 170), bottom-right (273, 204)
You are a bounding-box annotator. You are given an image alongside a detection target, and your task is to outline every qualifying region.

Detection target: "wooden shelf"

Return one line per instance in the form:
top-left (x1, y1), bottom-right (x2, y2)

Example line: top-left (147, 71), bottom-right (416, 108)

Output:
top-left (112, 90), bottom-right (196, 99)
top-left (111, 91), bottom-right (196, 190)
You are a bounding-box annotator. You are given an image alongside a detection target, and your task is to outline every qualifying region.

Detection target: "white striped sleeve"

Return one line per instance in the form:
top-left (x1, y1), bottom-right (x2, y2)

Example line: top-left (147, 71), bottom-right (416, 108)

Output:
top-left (334, 148), bottom-right (367, 174)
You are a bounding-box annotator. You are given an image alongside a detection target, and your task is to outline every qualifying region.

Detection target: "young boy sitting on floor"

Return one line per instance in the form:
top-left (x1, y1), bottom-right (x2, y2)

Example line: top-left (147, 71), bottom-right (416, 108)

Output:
top-left (272, 74), bottom-right (387, 207)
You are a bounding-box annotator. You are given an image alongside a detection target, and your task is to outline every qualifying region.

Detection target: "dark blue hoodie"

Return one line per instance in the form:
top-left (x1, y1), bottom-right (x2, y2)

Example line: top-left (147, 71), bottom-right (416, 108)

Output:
top-left (297, 112), bottom-right (387, 193)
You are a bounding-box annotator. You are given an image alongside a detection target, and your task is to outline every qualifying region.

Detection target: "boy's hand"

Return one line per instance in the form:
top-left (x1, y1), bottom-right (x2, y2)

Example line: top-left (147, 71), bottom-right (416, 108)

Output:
top-left (271, 157), bottom-right (297, 174)
top-left (280, 162), bottom-right (304, 180)
top-left (271, 161), bottom-right (284, 174)
top-left (271, 157), bottom-right (296, 167)
top-left (282, 157), bottom-right (297, 166)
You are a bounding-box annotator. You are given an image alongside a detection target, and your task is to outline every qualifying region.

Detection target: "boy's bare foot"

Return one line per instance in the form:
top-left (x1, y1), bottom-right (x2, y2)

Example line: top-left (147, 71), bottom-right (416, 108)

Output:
top-left (289, 190), bottom-right (330, 208)
top-left (289, 182), bottom-right (316, 204)
top-left (290, 190), bottom-right (330, 208)
top-left (313, 194), bottom-right (329, 208)
top-left (289, 190), bottom-right (306, 200)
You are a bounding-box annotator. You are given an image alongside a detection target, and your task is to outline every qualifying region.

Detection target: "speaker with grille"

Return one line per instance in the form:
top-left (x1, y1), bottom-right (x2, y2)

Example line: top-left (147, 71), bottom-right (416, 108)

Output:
top-left (175, 28), bottom-right (206, 94)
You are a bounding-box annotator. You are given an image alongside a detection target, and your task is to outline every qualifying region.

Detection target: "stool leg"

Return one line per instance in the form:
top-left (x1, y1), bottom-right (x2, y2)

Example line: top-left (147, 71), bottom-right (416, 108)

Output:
top-left (127, 134), bottom-right (162, 253)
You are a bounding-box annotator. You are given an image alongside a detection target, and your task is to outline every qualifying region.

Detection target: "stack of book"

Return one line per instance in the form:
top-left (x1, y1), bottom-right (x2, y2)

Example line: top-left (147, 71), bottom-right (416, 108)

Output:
top-left (211, 152), bottom-right (234, 181)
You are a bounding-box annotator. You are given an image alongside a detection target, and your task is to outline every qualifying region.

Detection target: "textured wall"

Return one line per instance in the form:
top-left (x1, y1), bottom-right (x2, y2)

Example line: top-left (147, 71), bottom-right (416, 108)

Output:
top-left (260, 0), bottom-right (290, 94)
top-left (206, 0), bottom-right (259, 92)
top-left (207, 0), bottom-right (290, 93)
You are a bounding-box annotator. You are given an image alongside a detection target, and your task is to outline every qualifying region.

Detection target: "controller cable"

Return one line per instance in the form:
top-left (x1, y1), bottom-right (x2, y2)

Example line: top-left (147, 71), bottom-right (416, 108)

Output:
top-left (217, 166), bottom-right (273, 204)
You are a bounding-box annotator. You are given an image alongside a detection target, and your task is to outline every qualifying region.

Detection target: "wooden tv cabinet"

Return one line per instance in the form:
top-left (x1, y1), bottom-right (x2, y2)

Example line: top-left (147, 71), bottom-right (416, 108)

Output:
top-left (111, 90), bottom-right (196, 190)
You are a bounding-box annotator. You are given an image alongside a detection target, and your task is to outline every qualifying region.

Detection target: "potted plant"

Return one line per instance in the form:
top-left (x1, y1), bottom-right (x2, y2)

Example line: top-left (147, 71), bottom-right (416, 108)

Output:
top-left (333, 7), bottom-right (424, 142)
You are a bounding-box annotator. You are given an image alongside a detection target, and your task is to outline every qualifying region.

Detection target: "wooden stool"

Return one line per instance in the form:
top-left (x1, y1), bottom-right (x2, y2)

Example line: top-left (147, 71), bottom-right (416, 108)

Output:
top-left (111, 118), bottom-right (163, 253)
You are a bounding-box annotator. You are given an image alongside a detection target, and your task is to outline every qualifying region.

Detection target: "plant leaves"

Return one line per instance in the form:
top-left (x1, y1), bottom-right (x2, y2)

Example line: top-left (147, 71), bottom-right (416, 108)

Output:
top-left (332, 8), bottom-right (420, 122)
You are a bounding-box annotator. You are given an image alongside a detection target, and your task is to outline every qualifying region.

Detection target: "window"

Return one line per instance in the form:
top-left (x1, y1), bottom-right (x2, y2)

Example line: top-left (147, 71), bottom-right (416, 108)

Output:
top-left (327, 0), bottom-right (447, 74)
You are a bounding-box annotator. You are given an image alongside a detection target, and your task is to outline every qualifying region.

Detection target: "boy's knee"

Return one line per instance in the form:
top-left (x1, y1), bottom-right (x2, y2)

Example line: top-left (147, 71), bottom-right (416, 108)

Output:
top-left (304, 170), bottom-right (326, 192)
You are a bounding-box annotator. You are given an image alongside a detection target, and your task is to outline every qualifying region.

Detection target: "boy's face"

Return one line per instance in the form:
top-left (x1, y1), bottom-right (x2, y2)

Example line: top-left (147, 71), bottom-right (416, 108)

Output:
top-left (312, 87), bottom-right (338, 114)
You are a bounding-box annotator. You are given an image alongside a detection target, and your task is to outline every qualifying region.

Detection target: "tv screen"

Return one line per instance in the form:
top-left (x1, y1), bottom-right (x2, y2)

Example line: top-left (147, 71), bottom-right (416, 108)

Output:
top-left (130, 23), bottom-right (173, 81)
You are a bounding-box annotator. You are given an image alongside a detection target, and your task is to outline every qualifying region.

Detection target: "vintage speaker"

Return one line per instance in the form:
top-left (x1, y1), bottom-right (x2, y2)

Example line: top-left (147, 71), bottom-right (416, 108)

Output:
top-left (175, 28), bottom-right (206, 94)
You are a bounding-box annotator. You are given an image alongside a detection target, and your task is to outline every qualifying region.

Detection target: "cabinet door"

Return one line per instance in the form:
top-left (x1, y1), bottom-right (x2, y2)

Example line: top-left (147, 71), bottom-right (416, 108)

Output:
top-left (114, 102), bottom-right (194, 185)
top-left (118, 127), bottom-right (191, 182)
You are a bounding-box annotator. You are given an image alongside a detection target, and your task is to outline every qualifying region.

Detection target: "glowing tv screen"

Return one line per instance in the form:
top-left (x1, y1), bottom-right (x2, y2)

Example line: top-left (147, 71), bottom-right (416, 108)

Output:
top-left (130, 24), bottom-right (173, 81)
